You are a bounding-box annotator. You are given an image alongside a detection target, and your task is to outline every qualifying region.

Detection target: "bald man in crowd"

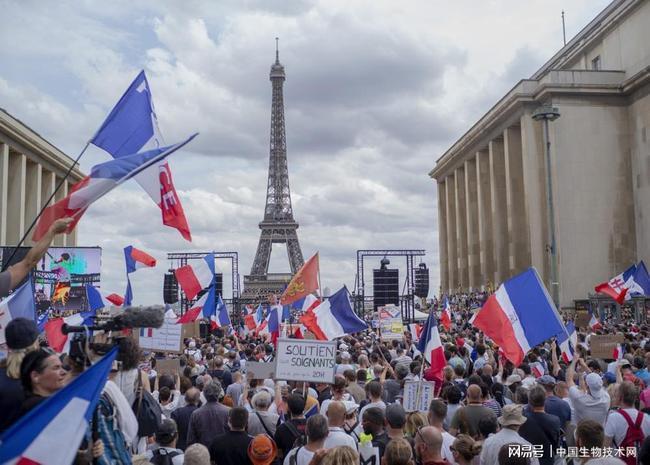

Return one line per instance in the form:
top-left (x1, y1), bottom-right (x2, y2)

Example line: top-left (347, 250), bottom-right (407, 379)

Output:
top-left (449, 384), bottom-right (497, 437)
top-left (414, 426), bottom-right (450, 465)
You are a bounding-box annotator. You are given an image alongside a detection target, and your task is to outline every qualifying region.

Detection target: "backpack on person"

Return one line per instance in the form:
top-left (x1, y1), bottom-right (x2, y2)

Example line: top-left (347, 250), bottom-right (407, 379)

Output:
top-left (288, 446), bottom-right (303, 465)
top-left (150, 448), bottom-right (182, 465)
top-left (284, 420), bottom-right (307, 449)
top-left (617, 410), bottom-right (645, 465)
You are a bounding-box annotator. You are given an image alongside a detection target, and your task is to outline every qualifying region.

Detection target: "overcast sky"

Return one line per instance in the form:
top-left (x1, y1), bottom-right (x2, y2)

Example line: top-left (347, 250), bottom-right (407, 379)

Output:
top-left (1, 0), bottom-right (610, 305)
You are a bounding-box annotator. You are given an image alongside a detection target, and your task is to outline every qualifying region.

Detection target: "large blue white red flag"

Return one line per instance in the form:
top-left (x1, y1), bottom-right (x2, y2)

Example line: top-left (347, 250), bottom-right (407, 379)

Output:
top-left (595, 264), bottom-right (636, 304)
top-left (91, 70), bottom-right (192, 241)
top-left (267, 305), bottom-right (281, 345)
top-left (0, 347), bottom-right (117, 465)
top-left (299, 286), bottom-right (367, 340)
top-left (174, 253), bottom-right (215, 301)
top-left (416, 311), bottom-right (446, 379)
top-left (123, 245), bottom-right (157, 306)
top-left (0, 281), bottom-right (35, 345)
top-left (471, 267), bottom-right (565, 366)
top-left (211, 295), bottom-right (231, 329)
top-left (32, 135), bottom-right (197, 241)
top-left (245, 304), bottom-right (265, 331)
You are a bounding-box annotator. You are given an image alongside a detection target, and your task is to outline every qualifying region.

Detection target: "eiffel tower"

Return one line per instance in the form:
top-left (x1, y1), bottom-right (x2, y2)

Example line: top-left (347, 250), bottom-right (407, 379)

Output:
top-left (243, 39), bottom-right (304, 300)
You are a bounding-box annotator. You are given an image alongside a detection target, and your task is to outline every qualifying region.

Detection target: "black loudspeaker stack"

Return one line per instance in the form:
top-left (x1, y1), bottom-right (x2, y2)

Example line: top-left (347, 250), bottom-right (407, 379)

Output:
top-left (414, 263), bottom-right (429, 299)
top-left (373, 267), bottom-right (399, 310)
top-left (163, 272), bottom-right (179, 304)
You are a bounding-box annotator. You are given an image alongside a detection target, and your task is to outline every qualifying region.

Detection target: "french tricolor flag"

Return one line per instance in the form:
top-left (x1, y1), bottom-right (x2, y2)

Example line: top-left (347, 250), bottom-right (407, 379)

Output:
top-left (301, 294), bottom-right (321, 313)
top-left (174, 253), bottom-right (215, 301)
top-left (613, 343), bottom-right (625, 361)
top-left (589, 311), bottom-right (603, 331)
top-left (557, 321), bottom-right (576, 364)
top-left (124, 246), bottom-right (157, 272)
top-left (0, 281), bottom-right (36, 345)
top-left (32, 135), bottom-right (197, 242)
top-left (440, 296), bottom-right (452, 331)
top-left (245, 304), bottom-right (265, 331)
top-left (416, 311), bottom-right (446, 379)
top-left (531, 361), bottom-right (545, 378)
top-left (210, 295), bottom-right (231, 330)
top-left (408, 323), bottom-right (423, 343)
top-left (471, 268), bottom-right (565, 366)
top-left (0, 347), bottom-right (117, 465)
top-left (85, 284), bottom-right (123, 311)
top-left (176, 284), bottom-right (216, 325)
top-left (299, 287), bottom-right (367, 340)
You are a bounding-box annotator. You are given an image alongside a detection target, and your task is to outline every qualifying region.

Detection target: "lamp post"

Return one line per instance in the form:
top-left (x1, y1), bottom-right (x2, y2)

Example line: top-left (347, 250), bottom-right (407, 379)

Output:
top-left (532, 104), bottom-right (561, 309)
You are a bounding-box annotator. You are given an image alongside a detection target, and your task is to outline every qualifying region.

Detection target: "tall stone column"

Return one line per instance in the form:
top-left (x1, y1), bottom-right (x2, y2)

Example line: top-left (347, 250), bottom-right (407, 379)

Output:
top-left (445, 176), bottom-right (457, 290)
top-left (53, 179), bottom-right (68, 246)
top-left (7, 151), bottom-right (26, 245)
top-left (437, 180), bottom-right (449, 293)
top-left (465, 158), bottom-right (479, 289)
top-left (476, 150), bottom-right (494, 288)
top-left (25, 161), bottom-right (42, 246)
top-left (0, 143), bottom-right (8, 245)
top-left (454, 167), bottom-right (469, 290)
top-left (41, 170), bottom-right (56, 209)
top-left (504, 126), bottom-right (530, 276)
top-left (520, 111), bottom-right (549, 281)
top-left (489, 138), bottom-right (508, 284)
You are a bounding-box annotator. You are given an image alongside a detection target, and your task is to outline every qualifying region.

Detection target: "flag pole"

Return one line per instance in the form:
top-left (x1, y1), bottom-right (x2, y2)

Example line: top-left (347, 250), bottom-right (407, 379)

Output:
top-left (1, 141), bottom-right (91, 271)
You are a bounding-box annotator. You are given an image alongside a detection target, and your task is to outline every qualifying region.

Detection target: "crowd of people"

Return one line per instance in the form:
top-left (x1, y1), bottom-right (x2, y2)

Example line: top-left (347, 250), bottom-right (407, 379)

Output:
top-left (2, 222), bottom-right (650, 464)
top-left (3, 303), bottom-right (650, 465)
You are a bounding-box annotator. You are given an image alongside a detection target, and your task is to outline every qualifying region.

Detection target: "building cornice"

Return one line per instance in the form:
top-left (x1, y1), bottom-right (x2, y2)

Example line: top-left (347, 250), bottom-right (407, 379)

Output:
top-left (429, 68), bottom-right (648, 180)
top-left (0, 109), bottom-right (85, 182)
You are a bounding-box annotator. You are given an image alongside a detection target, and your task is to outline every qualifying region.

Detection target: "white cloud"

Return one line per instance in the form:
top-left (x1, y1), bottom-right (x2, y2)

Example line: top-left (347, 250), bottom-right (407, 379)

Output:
top-left (0, 0), bottom-right (610, 304)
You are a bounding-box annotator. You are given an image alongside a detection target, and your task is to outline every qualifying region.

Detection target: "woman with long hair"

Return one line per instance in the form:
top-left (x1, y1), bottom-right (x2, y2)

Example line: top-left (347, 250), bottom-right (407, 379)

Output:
top-left (450, 434), bottom-right (482, 465)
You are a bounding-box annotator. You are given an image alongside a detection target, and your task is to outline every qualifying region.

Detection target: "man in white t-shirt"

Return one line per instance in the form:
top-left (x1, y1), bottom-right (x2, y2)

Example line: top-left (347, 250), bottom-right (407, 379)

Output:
top-left (605, 381), bottom-right (650, 447)
top-left (284, 414), bottom-right (329, 465)
top-left (567, 359), bottom-right (610, 426)
top-left (324, 401), bottom-right (357, 450)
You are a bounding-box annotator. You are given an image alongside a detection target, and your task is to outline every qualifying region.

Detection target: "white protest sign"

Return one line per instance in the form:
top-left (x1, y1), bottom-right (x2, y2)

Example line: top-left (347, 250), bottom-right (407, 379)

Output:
top-left (275, 338), bottom-right (336, 383)
top-left (379, 305), bottom-right (404, 340)
top-left (138, 311), bottom-right (183, 353)
top-left (402, 380), bottom-right (435, 412)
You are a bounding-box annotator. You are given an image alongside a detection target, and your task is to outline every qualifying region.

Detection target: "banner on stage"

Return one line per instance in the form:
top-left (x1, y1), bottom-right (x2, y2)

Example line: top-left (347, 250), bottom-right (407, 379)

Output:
top-left (137, 312), bottom-right (183, 353)
top-left (379, 305), bottom-right (404, 340)
top-left (402, 380), bottom-right (435, 412)
top-left (275, 338), bottom-right (336, 383)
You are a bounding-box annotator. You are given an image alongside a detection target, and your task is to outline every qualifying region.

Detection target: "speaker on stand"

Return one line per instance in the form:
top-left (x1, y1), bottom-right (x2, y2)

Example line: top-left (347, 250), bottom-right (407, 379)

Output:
top-left (163, 271), bottom-right (179, 304)
top-left (414, 263), bottom-right (429, 299)
top-left (373, 258), bottom-right (399, 310)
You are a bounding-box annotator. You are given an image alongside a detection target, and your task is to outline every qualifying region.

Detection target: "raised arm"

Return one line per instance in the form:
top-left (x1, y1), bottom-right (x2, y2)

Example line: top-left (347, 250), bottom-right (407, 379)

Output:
top-left (6, 218), bottom-right (73, 291)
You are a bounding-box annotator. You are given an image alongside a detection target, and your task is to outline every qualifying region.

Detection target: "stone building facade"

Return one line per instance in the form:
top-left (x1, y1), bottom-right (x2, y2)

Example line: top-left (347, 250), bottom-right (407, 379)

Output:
top-left (430, 0), bottom-right (650, 307)
top-left (0, 108), bottom-right (84, 247)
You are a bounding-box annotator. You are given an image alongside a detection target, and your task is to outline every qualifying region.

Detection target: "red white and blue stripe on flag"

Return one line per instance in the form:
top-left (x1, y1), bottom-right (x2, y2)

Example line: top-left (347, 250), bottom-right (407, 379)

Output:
top-left (557, 321), bottom-right (576, 364)
top-left (416, 311), bottom-right (446, 379)
top-left (0, 347), bottom-right (117, 465)
top-left (174, 253), bottom-right (215, 301)
top-left (32, 134), bottom-right (198, 242)
top-left (300, 287), bottom-right (367, 340)
top-left (0, 281), bottom-right (36, 345)
top-left (471, 267), bottom-right (565, 366)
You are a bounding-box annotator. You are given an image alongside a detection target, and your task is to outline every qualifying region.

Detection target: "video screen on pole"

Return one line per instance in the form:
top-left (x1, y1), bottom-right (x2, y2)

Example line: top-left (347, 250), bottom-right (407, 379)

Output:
top-left (0, 246), bottom-right (102, 314)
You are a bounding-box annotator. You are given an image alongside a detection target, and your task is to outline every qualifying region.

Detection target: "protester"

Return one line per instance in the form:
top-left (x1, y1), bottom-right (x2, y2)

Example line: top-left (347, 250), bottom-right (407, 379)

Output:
top-left (414, 426), bottom-right (451, 465)
top-left (248, 390), bottom-right (280, 436)
top-left (427, 399), bottom-right (456, 463)
top-left (450, 434), bottom-right (482, 465)
top-left (604, 381), bottom-right (650, 448)
top-left (324, 400), bottom-right (358, 449)
top-left (479, 405), bottom-right (540, 465)
top-left (449, 384), bottom-right (497, 438)
top-left (383, 438), bottom-right (414, 465)
top-left (19, 347), bottom-right (66, 414)
top-left (0, 318), bottom-right (41, 432)
top-left (284, 414), bottom-right (329, 465)
top-left (274, 393), bottom-right (307, 458)
top-left (321, 446), bottom-right (359, 465)
top-left (248, 434), bottom-right (278, 465)
top-left (518, 385), bottom-right (560, 465)
top-left (576, 419), bottom-right (627, 464)
top-left (145, 419), bottom-right (184, 465)
top-left (362, 407), bottom-right (390, 460)
top-left (210, 406), bottom-right (253, 465)
top-left (171, 387), bottom-right (201, 451)
top-left (567, 357), bottom-right (610, 426)
top-left (187, 382), bottom-right (230, 447)
top-left (183, 443), bottom-right (211, 465)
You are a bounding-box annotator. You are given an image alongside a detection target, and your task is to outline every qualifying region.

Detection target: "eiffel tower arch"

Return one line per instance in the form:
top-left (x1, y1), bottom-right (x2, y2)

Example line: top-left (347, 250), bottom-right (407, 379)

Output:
top-left (243, 40), bottom-right (304, 300)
